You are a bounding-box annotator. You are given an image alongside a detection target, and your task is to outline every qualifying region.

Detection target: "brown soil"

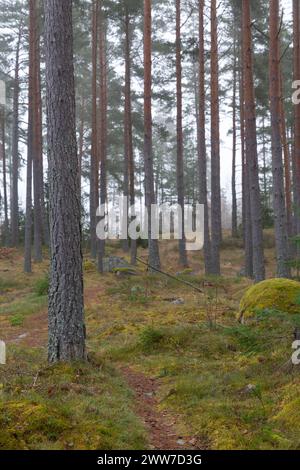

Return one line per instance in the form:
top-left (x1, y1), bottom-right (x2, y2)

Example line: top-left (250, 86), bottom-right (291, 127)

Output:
top-left (121, 366), bottom-right (205, 450)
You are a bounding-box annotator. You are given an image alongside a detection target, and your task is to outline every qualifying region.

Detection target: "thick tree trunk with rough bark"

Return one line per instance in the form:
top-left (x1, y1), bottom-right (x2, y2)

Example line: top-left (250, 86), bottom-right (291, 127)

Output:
top-left (143, 0), bottom-right (160, 270)
top-left (198, 0), bottom-right (211, 274)
top-left (44, 0), bottom-right (86, 362)
top-left (176, 0), bottom-right (188, 267)
top-left (242, 0), bottom-right (265, 282)
top-left (269, 0), bottom-right (291, 278)
top-left (210, 0), bottom-right (221, 276)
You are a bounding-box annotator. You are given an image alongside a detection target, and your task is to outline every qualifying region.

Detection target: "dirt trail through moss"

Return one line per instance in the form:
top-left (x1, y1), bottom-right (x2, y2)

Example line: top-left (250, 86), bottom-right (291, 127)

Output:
top-left (121, 366), bottom-right (204, 450)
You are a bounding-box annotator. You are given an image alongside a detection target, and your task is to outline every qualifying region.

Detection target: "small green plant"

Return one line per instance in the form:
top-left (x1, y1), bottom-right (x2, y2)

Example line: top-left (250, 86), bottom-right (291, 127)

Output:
top-left (34, 276), bottom-right (49, 296)
top-left (129, 285), bottom-right (148, 304)
top-left (10, 314), bottom-right (24, 327)
top-left (139, 326), bottom-right (164, 352)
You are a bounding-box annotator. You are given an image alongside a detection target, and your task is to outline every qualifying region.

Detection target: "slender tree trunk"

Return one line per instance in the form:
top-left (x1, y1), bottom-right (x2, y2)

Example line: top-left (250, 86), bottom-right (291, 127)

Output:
top-left (198, 0), bottom-right (211, 274)
top-left (124, 7), bottom-right (137, 265)
top-left (78, 94), bottom-right (85, 195)
top-left (24, 0), bottom-right (36, 273)
top-left (122, 8), bottom-right (130, 254)
top-left (232, 35), bottom-right (238, 238)
top-left (90, 0), bottom-right (98, 259)
top-left (279, 71), bottom-right (293, 237)
top-left (242, 0), bottom-right (265, 282)
top-left (11, 26), bottom-right (22, 247)
top-left (36, 31), bottom-right (49, 249)
top-left (0, 108), bottom-right (9, 245)
top-left (44, 0), bottom-right (86, 362)
top-left (293, 0), bottom-right (300, 232)
top-left (269, 0), bottom-right (290, 278)
top-left (262, 117), bottom-right (268, 204)
top-left (143, 0), bottom-right (160, 270)
top-left (239, 27), bottom-right (253, 278)
top-left (210, 0), bottom-right (221, 275)
top-left (98, 3), bottom-right (107, 273)
top-left (32, 0), bottom-right (43, 262)
top-left (176, 0), bottom-right (188, 267)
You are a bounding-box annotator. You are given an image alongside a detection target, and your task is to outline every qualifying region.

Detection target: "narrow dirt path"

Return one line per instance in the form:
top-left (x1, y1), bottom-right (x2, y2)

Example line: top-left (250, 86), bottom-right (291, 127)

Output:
top-left (121, 366), bottom-right (204, 450)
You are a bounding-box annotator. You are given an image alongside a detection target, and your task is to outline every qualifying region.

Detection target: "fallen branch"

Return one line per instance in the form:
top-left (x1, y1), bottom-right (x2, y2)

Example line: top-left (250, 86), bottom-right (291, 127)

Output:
top-left (136, 257), bottom-right (204, 294)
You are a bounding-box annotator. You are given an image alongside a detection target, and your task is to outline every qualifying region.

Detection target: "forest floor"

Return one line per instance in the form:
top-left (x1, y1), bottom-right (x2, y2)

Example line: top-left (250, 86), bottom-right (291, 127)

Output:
top-left (1, 232), bottom-right (300, 450)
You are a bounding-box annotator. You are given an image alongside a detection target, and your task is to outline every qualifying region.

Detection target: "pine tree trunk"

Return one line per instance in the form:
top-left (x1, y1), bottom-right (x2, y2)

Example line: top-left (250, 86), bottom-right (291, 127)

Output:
top-left (232, 35), bottom-right (238, 238)
top-left (78, 95), bottom-right (85, 195)
top-left (293, 0), bottom-right (300, 232)
top-left (98, 3), bottom-right (107, 273)
top-left (279, 71), bottom-right (293, 238)
top-left (176, 0), bottom-right (188, 267)
top-left (90, 0), bottom-right (98, 259)
top-left (124, 7), bottom-right (137, 265)
top-left (210, 0), bottom-right (221, 275)
top-left (198, 0), bottom-right (211, 274)
top-left (240, 71), bottom-right (253, 277)
top-left (32, 0), bottom-right (43, 263)
top-left (239, 15), bottom-right (253, 278)
top-left (269, 0), bottom-right (291, 278)
top-left (44, 0), bottom-right (86, 362)
top-left (11, 26), bottom-right (22, 247)
top-left (242, 0), bottom-right (265, 282)
top-left (0, 108), bottom-right (9, 245)
top-left (122, 7), bottom-right (130, 254)
top-left (143, 0), bottom-right (160, 270)
top-left (36, 29), bottom-right (49, 249)
top-left (24, 1), bottom-right (35, 274)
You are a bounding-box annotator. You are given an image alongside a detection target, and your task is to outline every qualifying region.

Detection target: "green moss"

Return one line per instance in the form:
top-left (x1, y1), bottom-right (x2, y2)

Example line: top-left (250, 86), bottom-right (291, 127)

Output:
top-left (239, 278), bottom-right (300, 321)
top-left (0, 401), bottom-right (70, 449)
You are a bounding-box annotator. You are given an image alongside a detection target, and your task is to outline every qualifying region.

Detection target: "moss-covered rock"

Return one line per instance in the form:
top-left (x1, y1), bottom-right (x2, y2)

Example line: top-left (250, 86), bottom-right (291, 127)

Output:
top-left (238, 278), bottom-right (300, 322)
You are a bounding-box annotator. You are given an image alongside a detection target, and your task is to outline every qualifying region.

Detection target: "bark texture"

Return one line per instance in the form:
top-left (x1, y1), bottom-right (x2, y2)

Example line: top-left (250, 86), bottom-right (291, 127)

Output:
top-left (44, 0), bottom-right (86, 362)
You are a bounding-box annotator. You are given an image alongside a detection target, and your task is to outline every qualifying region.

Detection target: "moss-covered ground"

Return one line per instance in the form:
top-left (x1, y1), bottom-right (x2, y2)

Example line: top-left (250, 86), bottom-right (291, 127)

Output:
top-left (1, 234), bottom-right (300, 450)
